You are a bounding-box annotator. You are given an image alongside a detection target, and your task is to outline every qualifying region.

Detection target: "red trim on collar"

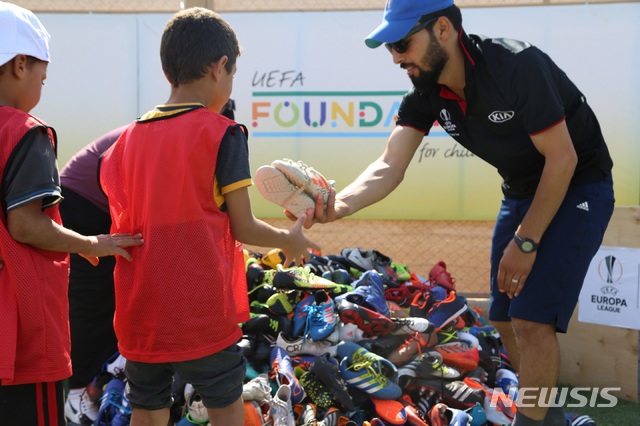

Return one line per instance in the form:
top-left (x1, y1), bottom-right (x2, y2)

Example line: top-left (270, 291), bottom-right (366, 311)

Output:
top-left (439, 86), bottom-right (467, 115)
top-left (459, 28), bottom-right (475, 67)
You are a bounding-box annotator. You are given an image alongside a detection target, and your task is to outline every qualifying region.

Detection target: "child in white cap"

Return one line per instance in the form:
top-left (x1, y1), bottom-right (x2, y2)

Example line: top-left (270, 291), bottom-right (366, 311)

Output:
top-left (0, 2), bottom-right (143, 424)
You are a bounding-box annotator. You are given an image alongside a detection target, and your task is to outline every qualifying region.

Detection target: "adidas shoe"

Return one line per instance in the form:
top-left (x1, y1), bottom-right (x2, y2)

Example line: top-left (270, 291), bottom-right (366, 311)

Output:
top-left (337, 342), bottom-right (401, 400)
top-left (254, 165), bottom-right (316, 218)
top-left (276, 332), bottom-right (338, 357)
top-left (270, 346), bottom-right (307, 405)
top-left (271, 384), bottom-right (296, 426)
top-left (262, 248), bottom-right (287, 270)
top-left (417, 379), bottom-right (484, 410)
top-left (65, 388), bottom-right (99, 425)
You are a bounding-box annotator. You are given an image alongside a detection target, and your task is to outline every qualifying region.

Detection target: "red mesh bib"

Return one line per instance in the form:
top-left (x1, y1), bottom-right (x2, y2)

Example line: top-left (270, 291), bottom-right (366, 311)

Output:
top-left (100, 110), bottom-right (249, 362)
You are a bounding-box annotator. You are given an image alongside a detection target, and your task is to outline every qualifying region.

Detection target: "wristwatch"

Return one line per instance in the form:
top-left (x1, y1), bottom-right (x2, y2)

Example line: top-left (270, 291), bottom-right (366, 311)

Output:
top-left (513, 233), bottom-right (539, 253)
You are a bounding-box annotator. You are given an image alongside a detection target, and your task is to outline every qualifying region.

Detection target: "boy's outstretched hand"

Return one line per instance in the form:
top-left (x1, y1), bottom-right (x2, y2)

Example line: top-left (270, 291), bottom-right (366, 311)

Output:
top-left (80, 233), bottom-right (144, 266)
top-left (281, 213), bottom-right (320, 267)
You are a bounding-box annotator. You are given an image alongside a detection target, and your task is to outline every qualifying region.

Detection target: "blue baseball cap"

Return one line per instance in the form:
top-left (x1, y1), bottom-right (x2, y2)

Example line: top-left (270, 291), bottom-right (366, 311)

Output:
top-left (365, 0), bottom-right (454, 48)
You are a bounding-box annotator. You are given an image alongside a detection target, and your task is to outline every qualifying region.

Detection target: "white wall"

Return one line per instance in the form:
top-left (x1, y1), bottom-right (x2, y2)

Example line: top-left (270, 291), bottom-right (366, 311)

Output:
top-left (33, 4), bottom-right (640, 219)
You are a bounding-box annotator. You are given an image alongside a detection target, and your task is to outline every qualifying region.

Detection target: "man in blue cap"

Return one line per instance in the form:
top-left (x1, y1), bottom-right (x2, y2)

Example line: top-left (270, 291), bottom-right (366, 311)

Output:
top-left (304, 1), bottom-right (614, 425)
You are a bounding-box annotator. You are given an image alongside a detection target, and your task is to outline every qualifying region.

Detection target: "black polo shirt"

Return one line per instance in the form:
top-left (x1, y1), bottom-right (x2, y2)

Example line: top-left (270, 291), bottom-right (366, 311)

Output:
top-left (398, 30), bottom-right (613, 198)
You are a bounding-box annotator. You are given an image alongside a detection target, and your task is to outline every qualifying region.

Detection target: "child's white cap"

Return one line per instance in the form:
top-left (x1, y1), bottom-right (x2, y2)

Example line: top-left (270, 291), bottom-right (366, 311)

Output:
top-left (0, 1), bottom-right (50, 67)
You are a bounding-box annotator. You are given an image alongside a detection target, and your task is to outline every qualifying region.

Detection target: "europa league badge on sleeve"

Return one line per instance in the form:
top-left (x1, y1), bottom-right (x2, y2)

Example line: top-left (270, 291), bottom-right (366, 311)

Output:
top-left (579, 246), bottom-right (640, 329)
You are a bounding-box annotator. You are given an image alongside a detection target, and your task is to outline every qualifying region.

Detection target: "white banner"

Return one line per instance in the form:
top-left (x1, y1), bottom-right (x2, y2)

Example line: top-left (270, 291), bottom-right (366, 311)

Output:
top-left (579, 246), bottom-right (640, 330)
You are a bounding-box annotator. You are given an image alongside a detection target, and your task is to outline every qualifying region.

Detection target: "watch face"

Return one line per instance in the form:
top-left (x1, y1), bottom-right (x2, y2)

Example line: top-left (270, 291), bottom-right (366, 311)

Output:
top-left (521, 241), bottom-right (534, 252)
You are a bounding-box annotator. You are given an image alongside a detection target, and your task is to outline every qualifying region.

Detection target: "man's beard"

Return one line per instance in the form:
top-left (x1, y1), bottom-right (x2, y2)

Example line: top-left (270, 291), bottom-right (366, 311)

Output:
top-left (409, 39), bottom-right (449, 92)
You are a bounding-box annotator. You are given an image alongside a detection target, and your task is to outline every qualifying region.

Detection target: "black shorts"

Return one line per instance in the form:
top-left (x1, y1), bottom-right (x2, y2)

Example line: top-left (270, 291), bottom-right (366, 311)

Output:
top-left (0, 381), bottom-right (65, 425)
top-left (124, 344), bottom-right (247, 410)
top-left (489, 177), bottom-right (615, 332)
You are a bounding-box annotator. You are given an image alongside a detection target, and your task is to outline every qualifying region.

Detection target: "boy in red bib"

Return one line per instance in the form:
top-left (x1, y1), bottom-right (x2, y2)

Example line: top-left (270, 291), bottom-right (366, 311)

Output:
top-left (0, 3), bottom-right (143, 424)
top-left (99, 8), bottom-right (319, 426)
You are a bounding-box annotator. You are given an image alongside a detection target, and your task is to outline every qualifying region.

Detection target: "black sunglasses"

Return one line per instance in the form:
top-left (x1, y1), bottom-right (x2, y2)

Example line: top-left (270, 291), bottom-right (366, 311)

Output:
top-left (385, 17), bottom-right (438, 54)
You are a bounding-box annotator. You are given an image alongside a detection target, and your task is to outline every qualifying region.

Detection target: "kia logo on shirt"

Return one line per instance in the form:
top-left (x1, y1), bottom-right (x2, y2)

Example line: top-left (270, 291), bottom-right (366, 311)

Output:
top-left (488, 110), bottom-right (515, 123)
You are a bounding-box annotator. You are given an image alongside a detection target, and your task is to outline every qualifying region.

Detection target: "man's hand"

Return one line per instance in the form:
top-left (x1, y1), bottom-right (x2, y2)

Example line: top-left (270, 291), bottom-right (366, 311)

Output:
top-left (285, 188), bottom-right (348, 229)
top-left (497, 240), bottom-right (536, 298)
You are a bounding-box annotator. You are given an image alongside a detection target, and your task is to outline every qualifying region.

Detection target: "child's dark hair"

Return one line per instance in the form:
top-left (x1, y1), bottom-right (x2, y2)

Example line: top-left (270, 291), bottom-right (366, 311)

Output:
top-left (0, 55), bottom-right (41, 76)
top-left (160, 7), bottom-right (240, 87)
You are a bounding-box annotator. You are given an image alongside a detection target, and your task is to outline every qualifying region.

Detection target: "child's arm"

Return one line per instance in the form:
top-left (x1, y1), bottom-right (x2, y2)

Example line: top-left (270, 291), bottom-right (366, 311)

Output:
top-left (7, 200), bottom-right (143, 265)
top-left (224, 187), bottom-right (319, 266)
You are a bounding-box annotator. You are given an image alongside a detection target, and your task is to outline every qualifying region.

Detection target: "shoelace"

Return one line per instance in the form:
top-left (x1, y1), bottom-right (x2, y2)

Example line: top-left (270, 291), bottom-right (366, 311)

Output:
top-left (302, 304), bottom-right (323, 343)
top-left (438, 327), bottom-right (458, 344)
top-left (348, 352), bottom-right (388, 387)
top-left (102, 388), bottom-right (129, 415)
top-left (429, 358), bottom-right (453, 379)
top-left (399, 332), bottom-right (428, 358)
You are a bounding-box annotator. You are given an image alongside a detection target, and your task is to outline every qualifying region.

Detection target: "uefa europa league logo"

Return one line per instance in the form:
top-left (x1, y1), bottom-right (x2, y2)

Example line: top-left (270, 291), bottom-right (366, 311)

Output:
top-left (604, 255), bottom-right (616, 283)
